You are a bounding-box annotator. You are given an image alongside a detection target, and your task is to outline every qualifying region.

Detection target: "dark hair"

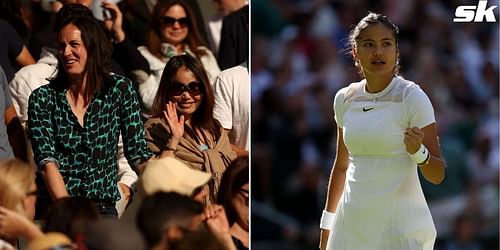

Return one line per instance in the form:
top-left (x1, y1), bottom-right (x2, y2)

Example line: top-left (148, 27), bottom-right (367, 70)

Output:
top-left (348, 12), bottom-right (400, 76)
top-left (216, 157), bottom-right (249, 225)
top-left (51, 14), bottom-right (113, 104)
top-left (137, 192), bottom-right (204, 248)
top-left (152, 54), bottom-right (221, 140)
top-left (42, 197), bottom-right (100, 240)
top-left (147, 0), bottom-right (207, 59)
top-left (54, 3), bottom-right (94, 32)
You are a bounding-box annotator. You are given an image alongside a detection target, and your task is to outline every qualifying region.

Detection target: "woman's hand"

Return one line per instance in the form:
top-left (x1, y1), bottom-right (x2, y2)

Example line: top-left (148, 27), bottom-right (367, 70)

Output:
top-left (118, 183), bottom-right (132, 203)
top-left (163, 101), bottom-right (184, 147)
top-left (101, 1), bottom-right (125, 43)
top-left (403, 127), bottom-right (425, 154)
top-left (203, 204), bottom-right (236, 250)
top-left (0, 206), bottom-right (43, 241)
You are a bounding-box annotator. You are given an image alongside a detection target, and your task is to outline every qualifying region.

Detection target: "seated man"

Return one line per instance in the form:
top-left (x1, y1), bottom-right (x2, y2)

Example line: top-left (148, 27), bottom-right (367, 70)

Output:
top-left (136, 192), bottom-right (205, 250)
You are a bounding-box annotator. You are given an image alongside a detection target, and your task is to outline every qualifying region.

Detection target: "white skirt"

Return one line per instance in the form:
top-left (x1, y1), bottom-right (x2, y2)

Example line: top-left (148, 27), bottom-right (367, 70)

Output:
top-left (326, 155), bottom-right (436, 250)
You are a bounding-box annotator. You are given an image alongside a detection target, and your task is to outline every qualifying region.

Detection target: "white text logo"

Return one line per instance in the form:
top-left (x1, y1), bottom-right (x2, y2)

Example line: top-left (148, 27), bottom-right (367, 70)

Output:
top-left (453, 0), bottom-right (498, 22)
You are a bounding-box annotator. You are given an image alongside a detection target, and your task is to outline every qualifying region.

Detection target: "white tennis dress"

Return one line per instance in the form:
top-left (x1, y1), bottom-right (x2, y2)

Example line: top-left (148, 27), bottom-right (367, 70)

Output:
top-left (327, 76), bottom-right (437, 250)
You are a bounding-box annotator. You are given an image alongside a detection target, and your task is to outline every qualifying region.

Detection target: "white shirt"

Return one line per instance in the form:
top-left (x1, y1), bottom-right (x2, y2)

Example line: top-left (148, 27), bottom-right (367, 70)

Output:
top-left (213, 63), bottom-right (249, 150)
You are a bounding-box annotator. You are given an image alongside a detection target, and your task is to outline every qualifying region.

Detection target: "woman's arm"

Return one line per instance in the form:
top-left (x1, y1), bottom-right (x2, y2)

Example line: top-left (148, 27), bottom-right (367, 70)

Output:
top-left (159, 101), bottom-right (184, 158)
top-left (40, 162), bottom-right (69, 200)
top-left (4, 102), bottom-right (27, 162)
top-left (319, 126), bottom-right (350, 250)
top-left (230, 143), bottom-right (248, 157)
top-left (404, 124), bottom-right (445, 185)
top-left (118, 77), bottom-right (153, 168)
top-left (0, 206), bottom-right (43, 242)
top-left (15, 46), bottom-right (35, 67)
top-left (28, 87), bottom-right (69, 200)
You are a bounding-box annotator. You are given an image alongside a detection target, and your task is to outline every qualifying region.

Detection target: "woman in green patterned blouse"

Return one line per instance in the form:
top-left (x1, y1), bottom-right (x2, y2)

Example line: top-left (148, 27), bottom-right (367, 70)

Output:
top-left (28, 15), bottom-right (152, 217)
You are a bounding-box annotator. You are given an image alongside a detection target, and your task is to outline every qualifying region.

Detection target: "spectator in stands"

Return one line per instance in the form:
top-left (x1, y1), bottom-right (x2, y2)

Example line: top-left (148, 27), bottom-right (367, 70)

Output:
top-left (0, 158), bottom-right (43, 248)
top-left (217, 1), bottom-right (248, 70)
top-left (207, 0), bottom-right (248, 56)
top-left (137, 192), bottom-right (235, 250)
top-left (10, 4), bottom-right (140, 218)
top-left (213, 62), bottom-right (249, 156)
top-left (28, 15), bottom-right (152, 217)
top-left (144, 54), bottom-right (236, 204)
top-left (137, 0), bottom-right (220, 114)
top-left (0, 19), bottom-right (35, 82)
top-left (217, 157), bottom-right (249, 250)
top-left (42, 197), bottom-right (100, 240)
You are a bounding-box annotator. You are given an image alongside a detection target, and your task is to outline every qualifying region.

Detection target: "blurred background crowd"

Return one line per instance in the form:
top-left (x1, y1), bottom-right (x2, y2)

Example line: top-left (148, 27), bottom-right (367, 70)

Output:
top-left (251, 0), bottom-right (499, 249)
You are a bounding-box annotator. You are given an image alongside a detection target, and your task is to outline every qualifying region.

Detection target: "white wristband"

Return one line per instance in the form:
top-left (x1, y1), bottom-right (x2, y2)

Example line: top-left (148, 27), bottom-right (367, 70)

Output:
top-left (409, 144), bottom-right (430, 165)
top-left (320, 210), bottom-right (336, 230)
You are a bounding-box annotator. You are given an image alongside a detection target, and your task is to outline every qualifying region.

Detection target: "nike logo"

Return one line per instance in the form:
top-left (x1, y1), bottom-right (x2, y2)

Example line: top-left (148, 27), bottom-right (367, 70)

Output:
top-left (362, 107), bottom-right (374, 112)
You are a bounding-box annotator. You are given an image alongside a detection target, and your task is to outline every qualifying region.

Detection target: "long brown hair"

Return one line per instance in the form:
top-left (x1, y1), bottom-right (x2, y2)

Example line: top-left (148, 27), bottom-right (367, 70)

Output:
top-left (147, 0), bottom-right (207, 59)
top-left (152, 54), bottom-right (220, 139)
top-left (51, 14), bottom-right (113, 104)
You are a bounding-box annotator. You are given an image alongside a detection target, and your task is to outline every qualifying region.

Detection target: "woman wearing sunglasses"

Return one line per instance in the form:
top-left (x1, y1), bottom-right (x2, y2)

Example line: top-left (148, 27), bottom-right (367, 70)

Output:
top-left (144, 54), bottom-right (236, 205)
top-left (137, 0), bottom-right (220, 115)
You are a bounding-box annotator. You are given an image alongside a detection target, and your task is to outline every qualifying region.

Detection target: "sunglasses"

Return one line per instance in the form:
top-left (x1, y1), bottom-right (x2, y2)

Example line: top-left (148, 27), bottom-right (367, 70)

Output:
top-left (160, 16), bottom-right (189, 27)
top-left (171, 81), bottom-right (203, 96)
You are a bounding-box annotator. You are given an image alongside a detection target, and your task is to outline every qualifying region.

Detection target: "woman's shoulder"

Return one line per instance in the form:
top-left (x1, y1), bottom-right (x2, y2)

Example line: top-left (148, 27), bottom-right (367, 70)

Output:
top-left (31, 83), bottom-right (57, 98)
top-left (336, 80), bottom-right (365, 102)
top-left (195, 45), bottom-right (213, 53)
top-left (109, 74), bottom-right (134, 89)
top-left (394, 76), bottom-right (427, 98)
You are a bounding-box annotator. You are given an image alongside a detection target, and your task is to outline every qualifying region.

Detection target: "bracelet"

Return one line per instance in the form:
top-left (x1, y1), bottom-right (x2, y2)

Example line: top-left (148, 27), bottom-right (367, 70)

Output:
top-left (320, 210), bottom-right (336, 230)
top-left (409, 144), bottom-right (430, 166)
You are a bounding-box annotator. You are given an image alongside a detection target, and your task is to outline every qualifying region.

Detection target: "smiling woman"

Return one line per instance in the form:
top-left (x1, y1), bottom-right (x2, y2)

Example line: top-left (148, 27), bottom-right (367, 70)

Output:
top-left (136, 0), bottom-right (220, 115)
top-left (28, 14), bottom-right (152, 218)
top-left (144, 54), bottom-right (236, 205)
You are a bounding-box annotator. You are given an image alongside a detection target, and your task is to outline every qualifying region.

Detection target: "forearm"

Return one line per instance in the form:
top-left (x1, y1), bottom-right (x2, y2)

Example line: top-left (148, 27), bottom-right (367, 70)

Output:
top-left (419, 154), bottom-right (445, 185)
top-left (20, 221), bottom-right (43, 242)
top-left (41, 162), bottom-right (69, 200)
top-left (324, 164), bottom-right (348, 212)
top-left (320, 162), bottom-right (348, 250)
top-left (217, 233), bottom-right (237, 250)
top-left (230, 144), bottom-right (248, 157)
top-left (159, 137), bottom-right (180, 158)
